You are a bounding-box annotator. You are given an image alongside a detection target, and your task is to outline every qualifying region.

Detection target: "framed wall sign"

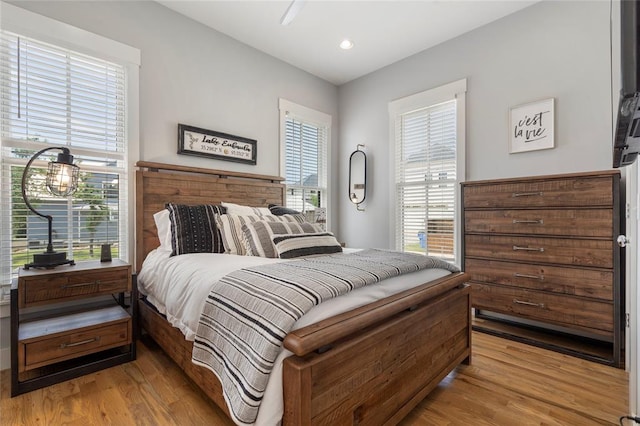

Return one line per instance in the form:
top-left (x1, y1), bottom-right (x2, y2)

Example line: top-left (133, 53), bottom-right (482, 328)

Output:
top-left (509, 98), bottom-right (555, 154)
top-left (178, 124), bottom-right (257, 165)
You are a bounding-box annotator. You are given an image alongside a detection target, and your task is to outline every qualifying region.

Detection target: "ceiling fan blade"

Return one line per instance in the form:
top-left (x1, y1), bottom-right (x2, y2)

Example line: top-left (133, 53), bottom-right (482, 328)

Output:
top-left (280, 0), bottom-right (307, 26)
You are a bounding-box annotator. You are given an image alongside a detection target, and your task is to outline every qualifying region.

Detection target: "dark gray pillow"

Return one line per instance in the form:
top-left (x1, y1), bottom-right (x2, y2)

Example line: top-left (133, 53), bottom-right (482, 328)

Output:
top-left (268, 204), bottom-right (300, 215)
top-left (272, 233), bottom-right (343, 259)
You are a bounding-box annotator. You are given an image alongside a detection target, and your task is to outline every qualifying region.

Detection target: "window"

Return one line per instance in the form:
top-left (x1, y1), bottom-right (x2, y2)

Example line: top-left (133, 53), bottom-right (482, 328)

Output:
top-left (389, 79), bottom-right (466, 265)
top-left (0, 5), bottom-right (139, 286)
top-left (279, 99), bottom-right (331, 229)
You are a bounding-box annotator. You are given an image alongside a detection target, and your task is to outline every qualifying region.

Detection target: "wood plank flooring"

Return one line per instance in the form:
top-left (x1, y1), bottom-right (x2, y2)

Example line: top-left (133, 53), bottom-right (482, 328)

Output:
top-left (0, 332), bottom-right (628, 425)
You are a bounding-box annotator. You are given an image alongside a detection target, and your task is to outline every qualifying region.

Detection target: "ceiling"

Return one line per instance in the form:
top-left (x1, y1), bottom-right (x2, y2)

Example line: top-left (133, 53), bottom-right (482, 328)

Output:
top-left (158, 1), bottom-right (538, 86)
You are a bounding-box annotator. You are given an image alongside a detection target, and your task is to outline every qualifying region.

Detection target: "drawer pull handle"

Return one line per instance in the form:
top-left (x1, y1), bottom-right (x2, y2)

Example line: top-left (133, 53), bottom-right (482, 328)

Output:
top-left (512, 219), bottom-right (544, 225)
top-left (513, 245), bottom-right (545, 252)
top-left (514, 273), bottom-right (545, 281)
top-left (60, 336), bottom-right (100, 349)
top-left (61, 280), bottom-right (101, 289)
top-left (512, 191), bottom-right (543, 197)
top-left (513, 299), bottom-right (546, 309)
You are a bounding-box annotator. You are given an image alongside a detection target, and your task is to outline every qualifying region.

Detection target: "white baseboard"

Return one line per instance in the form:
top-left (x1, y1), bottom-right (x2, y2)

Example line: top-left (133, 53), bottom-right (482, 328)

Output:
top-left (0, 347), bottom-right (10, 371)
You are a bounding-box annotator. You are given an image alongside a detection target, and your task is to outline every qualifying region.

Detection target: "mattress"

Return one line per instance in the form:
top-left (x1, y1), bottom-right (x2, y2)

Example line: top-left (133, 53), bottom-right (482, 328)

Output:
top-left (137, 248), bottom-right (453, 425)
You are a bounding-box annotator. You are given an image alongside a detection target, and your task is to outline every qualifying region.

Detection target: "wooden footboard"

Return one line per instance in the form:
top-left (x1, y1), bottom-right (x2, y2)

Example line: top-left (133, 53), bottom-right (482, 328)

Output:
top-left (282, 277), bottom-right (471, 425)
top-left (138, 272), bottom-right (470, 425)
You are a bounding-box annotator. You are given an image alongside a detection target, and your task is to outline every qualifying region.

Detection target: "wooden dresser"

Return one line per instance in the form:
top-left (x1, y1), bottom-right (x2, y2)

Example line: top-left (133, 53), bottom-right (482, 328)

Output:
top-left (461, 170), bottom-right (623, 367)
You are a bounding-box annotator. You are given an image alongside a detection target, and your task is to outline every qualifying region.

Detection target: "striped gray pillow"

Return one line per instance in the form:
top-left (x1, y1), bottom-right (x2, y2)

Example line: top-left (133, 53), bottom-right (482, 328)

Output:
top-left (166, 203), bottom-right (227, 256)
top-left (272, 233), bottom-right (343, 259)
top-left (242, 221), bottom-right (324, 258)
top-left (217, 214), bottom-right (301, 255)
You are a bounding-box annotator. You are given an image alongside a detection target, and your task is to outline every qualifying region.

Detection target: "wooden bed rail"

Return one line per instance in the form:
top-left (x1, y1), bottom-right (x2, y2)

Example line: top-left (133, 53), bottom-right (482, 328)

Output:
top-left (284, 272), bottom-right (469, 356)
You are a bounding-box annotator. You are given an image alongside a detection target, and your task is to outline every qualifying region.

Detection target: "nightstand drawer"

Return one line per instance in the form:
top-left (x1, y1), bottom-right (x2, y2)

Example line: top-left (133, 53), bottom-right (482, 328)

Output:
top-left (21, 267), bottom-right (130, 307)
top-left (18, 306), bottom-right (131, 372)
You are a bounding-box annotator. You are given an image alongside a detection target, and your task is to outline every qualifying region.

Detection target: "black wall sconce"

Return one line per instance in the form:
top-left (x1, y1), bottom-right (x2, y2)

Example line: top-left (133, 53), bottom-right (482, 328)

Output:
top-left (348, 144), bottom-right (367, 211)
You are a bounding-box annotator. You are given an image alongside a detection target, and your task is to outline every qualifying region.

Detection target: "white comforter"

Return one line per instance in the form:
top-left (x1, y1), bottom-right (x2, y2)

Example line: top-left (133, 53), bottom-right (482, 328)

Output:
top-left (137, 249), bottom-right (452, 426)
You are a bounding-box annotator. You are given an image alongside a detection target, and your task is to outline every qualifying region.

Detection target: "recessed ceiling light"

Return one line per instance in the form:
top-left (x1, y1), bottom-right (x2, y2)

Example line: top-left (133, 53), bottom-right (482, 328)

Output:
top-left (340, 39), bottom-right (354, 50)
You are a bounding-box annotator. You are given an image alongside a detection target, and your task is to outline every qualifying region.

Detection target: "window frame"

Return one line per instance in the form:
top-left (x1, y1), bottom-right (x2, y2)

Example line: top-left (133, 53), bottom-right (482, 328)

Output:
top-left (0, 3), bottom-right (140, 287)
top-left (278, 98), bottom-right (332, 230)
top-left (388, 79), bottom-right (466, 265)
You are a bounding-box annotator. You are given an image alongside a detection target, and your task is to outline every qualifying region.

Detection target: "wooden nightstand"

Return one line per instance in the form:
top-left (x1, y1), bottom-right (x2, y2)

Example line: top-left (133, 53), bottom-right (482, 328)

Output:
top-left (10, 259), bottom-right (137, 396)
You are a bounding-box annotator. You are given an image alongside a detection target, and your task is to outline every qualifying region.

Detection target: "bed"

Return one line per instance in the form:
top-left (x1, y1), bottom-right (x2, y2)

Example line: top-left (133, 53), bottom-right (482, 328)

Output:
top-left (135, 161), bottom-right (471, 425)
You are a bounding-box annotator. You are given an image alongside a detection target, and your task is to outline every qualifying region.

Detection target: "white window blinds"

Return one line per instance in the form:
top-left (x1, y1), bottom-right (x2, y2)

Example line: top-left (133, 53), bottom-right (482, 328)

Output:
top-left (280, 99), bottom-right (330, 228)
top-left (284, 118), bottom-right (327, 209)
top-left (0, 31), bottom-right (128, 281)
top-left (394, 100), bottom-right (458, 262)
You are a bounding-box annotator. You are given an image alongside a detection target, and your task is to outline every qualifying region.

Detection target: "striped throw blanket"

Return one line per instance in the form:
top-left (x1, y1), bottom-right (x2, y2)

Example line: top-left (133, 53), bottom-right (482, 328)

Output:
top-left (191, 249), bottom-right (459, 425)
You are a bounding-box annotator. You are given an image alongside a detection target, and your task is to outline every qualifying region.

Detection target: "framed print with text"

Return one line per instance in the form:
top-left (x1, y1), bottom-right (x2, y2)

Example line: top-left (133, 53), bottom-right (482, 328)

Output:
top-left (178, 124), bottom-right (257, 165)
top-left (509, 98), bottom-right (554, 154)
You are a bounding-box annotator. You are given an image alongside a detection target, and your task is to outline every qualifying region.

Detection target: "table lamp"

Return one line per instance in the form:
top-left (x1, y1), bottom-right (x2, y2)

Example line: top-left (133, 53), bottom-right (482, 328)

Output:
top-left (21, 147), bottom-right (80, 269)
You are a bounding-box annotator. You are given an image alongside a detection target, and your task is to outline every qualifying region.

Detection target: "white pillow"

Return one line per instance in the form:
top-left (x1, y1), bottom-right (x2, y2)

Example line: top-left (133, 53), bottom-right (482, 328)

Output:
top-left (221, 201), bottom-right (271, 217)
top-left (153, 209), bottom-right (172, 252)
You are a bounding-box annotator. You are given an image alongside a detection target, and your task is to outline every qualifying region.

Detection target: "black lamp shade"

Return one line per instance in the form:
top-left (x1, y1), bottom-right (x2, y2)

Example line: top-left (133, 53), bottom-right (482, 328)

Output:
top-left (47, 156), bottom-right (80, 196)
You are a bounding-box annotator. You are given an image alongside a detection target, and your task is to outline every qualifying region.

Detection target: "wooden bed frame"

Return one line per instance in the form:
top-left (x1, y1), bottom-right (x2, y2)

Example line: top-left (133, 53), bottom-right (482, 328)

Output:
top-left (135, 161), bottom-right (471, 425)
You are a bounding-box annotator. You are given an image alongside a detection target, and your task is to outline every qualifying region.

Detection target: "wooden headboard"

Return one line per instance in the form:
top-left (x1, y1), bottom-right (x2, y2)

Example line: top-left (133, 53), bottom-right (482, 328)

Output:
top-left (135, 161), bottom-right (285, 272)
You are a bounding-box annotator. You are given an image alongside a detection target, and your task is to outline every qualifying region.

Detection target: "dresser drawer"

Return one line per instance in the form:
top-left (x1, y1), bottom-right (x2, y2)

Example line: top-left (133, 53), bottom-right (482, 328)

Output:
top-left (464, 209), bottom-right (613, 238)
top-left (471, 283), bottom-right (613, 336)
top-left (18, 306), bottom-right (131, 372)
top-left (463, 176), bottom-right (614, 209)
top-left (465, 234), bottom-right (613, 268)
top-left (465, 258), bottom-right (613, 301)
top-left (21, 267), bottom-right (130, 307)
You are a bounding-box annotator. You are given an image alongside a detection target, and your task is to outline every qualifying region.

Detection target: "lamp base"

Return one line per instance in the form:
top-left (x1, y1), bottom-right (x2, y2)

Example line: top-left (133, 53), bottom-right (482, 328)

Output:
top-left (24, 251), bottom-right (75, 270)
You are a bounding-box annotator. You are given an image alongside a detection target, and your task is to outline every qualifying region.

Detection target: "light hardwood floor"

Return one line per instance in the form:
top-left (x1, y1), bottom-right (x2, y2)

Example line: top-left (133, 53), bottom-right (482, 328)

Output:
top-left (0, 332), bottom-right (628, 425)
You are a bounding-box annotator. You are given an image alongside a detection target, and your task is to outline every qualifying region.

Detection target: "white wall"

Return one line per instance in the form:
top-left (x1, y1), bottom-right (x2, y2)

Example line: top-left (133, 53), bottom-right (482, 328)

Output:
top-left (338, 1), bottom-right (615, 249)
top-left (8, 0), bottom-right (338, 174)
top-left (0, 0), bottom-right (339, 370)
